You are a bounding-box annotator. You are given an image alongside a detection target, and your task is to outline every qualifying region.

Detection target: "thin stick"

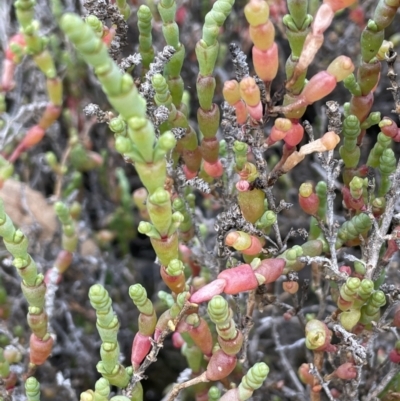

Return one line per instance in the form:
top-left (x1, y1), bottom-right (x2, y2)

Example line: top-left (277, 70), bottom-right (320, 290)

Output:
top-left (166, 371), bottom-right (208, 401)
top-left (124, 301), bottom-right (194, 398)
top-left (364, 364), bottom-right (400, 401)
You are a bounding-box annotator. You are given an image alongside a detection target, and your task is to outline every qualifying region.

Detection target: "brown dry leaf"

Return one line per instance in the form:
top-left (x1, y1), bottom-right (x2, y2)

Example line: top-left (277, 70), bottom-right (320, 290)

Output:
top-left (0, 180), bottom-right (99, 256)
top-left (0, 179), bottom-right (57, 242)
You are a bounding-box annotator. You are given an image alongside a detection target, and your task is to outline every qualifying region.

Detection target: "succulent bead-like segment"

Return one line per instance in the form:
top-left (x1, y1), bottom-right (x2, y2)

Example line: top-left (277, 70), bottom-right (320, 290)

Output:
top-left (109, 116), bottom-right (127, 136)
top-left (0, 199), bottom-right (19, 242)
top-left (88, 285), bottom-right (128, 387)
top-left (0, 199), bottom-right (51, 351)
top-left (29, 333), bottom-right (54, 365)
top-left (3, 229), bottom-right (28, 259)
top-left (299, 183), bottom-right (320, 215)
top-left (161, 259), bottom-right (186, 294)
top-left (131, 332), bottom-right (152, 370)
top-left (367, 132), bottom-right (392, 168)
top-left (94, 378), bottom-right (111, 399)
top-left (379, 117), bottom-right (400, 141)
top-left (342, 185), bottom-right (365, 212)
top-left (239, 77), bottom-right (262, 119)
top-left (225, 231), bottom-right (263, 255)
top-left (198, 103), bottom-right (221, 141)
top-left (0, 348), bottom-right (10, 379)
top-left (80, 390), bottom-right (97, 401)
top-left (207, 295), bottom-right (244, 355)
top-left (89, 285), bottom-right (119, 344)
top-left (218, 361), bottom-right (269, 400)
top-left (135, 159), bottom-right (168, 195)
top-left (27, 308), bottom-right (49, 338)
top-left (223, 82), bottom-right (248, 124)
top-left (115, 0), bottom-right (130, 20)
top-left (334, 362), bottom-right (358, 380)
top-left (349, 176), bottom-right (364, 200)
top-left (199, 126), bottom-right (219, 164)
top-left (147, 188), bottom-right (172, 237)
top-left (361, 21), bottom-right (385, 63)
top-left (14, 0), bottom-right (35, 30)
top-left (172, 198), bottom-right (193, 240)
top-left (339, 277), bottom-right (360, 303)
top-left (268, 117), bottom-right (292, 143)
top-left (202, 0), bottom-right (234, 47)
top-left (96, 362), bottom-right (130, 388)
top-left (206, 349), bottom-right (237, 381)
top-left (149, 231), bottom-right (179, 266)
top-left (346, 92), bottom-right (374, 125)
top-left (340, 115), bottom-right (361, 168)
top-left (157, 0), bottom-right (185, 106)
top-left (305, 319), bottom-right (333, 352)
top-left (138, 6), bottom-right (154, 70)
top-left (158, 0), bottom-right (179, 49)
top-left (336, 213), bottom-right (372, 248)
top-left (233, 141), bottom-right (248, 170)
top-left (281, 245), bottom-right (304, 272)
top-left (208, 386), bottom-right (221, 401)
top-left (237, 184), bottom-right (265, 224)
top-left (208, 295), bottom-right (231, 326)
top-left (196, 0), bottom-right (234, 175)
top-left (283, 0), bottom-right (312, 60)
top-left (178, 314), bottom-right (213, 357)
top-left (152, 73), bottom-right (200, 173)
top-left (256, 210), bottom-right (277, 231)
top-left (152, 73), bottom-right (173, 110)
top-left (182, 342), bottom-right (203, 373)
top-left (359, 290), bottom-right (386, 325)
top-left (100, 342), bottom-right (121, 373)
top-left (129, 284), bottom-right (154, 316)
top-left (358, 60), bottom-right (381, 96)
top-left (86, 15), bottom-right (103, 37)
top-left (344, 73), bottom-right (362, 96)
top-left (25, 376), bottom-right (41, 401)
top-left (15, 0), bottom-right (47, 56)
top-left (238, 362), bottom-right (269, 400)
top-left (339, 308), bottom-right (361, 331)
top-left (54, 201), bottom-right (78, 252)
top-left (378, 149), bottom-right (396, 196)
top-left (353, 279), bottom-right (374, 309)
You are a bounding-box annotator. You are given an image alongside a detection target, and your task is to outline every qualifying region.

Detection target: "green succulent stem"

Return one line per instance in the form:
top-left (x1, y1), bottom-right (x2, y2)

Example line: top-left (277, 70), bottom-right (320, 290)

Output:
top-left (116, 0), bottom-right (130, 20)
top-left (88, 284), bottom-right (129, 387)
top-left (233, 141), bottom-right (248, 170)
top-left (202, 0), bottom-right (234, 47)
top-left (0, 348), bottom-right (10, 379)
top-left (238, 362), bottom-right (270, 400)
top-left (378, 149), bottom-right (396, 196)
top-left (54, 202), bottom-right (78, 252)
top-left (359, 290), bottom-right (386, 325)
top-left (129, 284), bottom-right (154, 316)
top-left (340, 115), bottom-right (361, 169)
top-left (60, 14), bottom-right (158, 180)
top-left (25, 376), bottom-right (41, 401)
top-left (138, 5), bottom-right (154, 71)
top-left (94, 378), bottom-right (111, 400)
top-left (336, 213), bottom-right (372, 248)
top-left (367, 132), bottom-right (392, 168)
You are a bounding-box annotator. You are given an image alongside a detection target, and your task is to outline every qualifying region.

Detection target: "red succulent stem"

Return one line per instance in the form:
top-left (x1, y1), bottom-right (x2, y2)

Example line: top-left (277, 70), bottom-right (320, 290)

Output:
top-left (178, 316), bottom-right (213, 357)
top-left (205, 349), bottom-right (237, 381)
top-left (131, 332), bottom-right (152, 370)
top-left (190, 259), bottom-right (285, 304)
top-left (29, 334), bottom-right (54, 366)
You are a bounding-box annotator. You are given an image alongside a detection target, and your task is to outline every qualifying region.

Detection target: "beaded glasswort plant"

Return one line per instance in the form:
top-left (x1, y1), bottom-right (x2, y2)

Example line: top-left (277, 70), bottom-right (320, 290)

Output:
top-left (1, 0), bottom-right (400, 400)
